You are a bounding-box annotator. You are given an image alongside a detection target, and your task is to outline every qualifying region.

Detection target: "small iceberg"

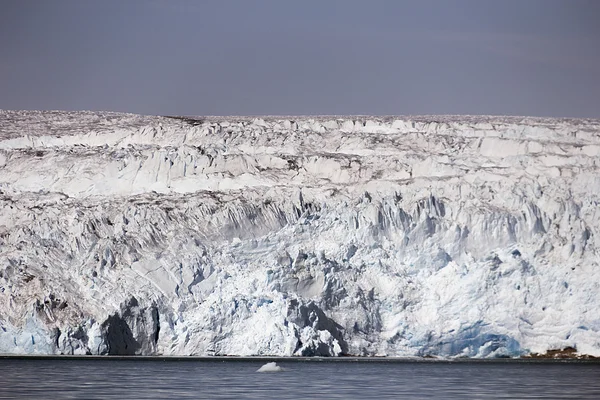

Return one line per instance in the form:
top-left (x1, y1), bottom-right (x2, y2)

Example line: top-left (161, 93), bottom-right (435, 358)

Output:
top-left (256, 362), bottom-right (284, 372)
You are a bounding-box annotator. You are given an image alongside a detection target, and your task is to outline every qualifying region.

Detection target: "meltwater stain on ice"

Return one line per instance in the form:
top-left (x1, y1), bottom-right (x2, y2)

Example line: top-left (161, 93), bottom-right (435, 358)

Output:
top-left (257, 362), bottom-right (285, 372)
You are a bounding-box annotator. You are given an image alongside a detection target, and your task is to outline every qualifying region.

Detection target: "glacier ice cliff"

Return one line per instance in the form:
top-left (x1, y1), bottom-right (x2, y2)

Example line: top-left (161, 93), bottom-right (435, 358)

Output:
top-left (0, 110), bottom-right (599, 358)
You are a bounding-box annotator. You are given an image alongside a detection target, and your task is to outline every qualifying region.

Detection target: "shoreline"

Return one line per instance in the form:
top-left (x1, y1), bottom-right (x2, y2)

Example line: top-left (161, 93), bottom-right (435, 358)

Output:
top-left (1, 355), bottom-right (599, 363)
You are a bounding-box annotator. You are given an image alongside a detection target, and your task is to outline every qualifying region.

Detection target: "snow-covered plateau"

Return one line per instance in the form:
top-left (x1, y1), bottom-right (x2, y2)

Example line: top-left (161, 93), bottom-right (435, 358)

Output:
top-left (1, 110), bottom-right (599, 358)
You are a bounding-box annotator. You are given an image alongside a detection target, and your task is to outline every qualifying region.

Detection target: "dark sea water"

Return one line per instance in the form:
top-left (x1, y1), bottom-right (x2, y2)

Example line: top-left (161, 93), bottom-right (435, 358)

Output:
top-left (0, 358), bottom-right (599, 399)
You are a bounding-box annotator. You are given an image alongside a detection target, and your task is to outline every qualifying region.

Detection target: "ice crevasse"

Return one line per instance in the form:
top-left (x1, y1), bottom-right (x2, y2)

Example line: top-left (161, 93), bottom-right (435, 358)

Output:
top-left (0, 110), bottom-right (599, 358)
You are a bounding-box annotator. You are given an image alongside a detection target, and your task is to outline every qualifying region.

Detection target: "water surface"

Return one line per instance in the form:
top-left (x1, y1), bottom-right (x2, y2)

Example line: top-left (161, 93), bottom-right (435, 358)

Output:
top-left (0, 358), bottom-right (599, 399)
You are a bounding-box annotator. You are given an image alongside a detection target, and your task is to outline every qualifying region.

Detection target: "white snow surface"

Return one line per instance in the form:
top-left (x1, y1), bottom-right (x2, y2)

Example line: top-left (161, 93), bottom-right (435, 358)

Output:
top-left (1, 110), bottom-right (600, 357)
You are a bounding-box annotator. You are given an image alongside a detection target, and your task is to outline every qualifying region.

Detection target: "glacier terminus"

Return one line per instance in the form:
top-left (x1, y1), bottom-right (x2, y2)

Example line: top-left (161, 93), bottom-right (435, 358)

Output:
top-left (0, 110), bottom-right (599, 358)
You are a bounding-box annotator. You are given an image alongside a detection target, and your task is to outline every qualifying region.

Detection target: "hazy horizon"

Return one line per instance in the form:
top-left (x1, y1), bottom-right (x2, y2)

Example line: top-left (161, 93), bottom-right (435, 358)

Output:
top-left (1, 0), bottom-right (599, 118)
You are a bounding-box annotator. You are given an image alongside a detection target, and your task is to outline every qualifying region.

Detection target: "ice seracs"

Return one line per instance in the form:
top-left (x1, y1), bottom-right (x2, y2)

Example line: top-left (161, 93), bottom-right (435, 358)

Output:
top-left (0, 111), bottom-right (599, 358)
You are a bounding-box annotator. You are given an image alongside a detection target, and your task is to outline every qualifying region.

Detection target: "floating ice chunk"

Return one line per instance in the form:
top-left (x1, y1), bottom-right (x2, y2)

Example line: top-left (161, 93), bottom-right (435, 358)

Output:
top-left (257, 362), bottom-right (284, 372)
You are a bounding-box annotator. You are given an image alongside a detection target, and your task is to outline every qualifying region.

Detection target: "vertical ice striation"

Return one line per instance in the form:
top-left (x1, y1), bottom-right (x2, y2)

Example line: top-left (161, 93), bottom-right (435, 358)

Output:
top-left (0, 110), bottom-right (599, 357)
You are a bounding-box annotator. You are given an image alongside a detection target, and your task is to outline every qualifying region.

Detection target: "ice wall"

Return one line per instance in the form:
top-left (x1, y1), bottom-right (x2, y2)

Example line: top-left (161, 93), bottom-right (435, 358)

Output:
top-left (1, 111), bottom-right (599, 357)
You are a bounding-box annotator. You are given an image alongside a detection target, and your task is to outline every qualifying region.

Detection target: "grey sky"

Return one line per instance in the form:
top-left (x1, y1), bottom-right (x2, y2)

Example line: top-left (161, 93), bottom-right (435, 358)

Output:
top-left (1, 0), bottom-right (599, 118)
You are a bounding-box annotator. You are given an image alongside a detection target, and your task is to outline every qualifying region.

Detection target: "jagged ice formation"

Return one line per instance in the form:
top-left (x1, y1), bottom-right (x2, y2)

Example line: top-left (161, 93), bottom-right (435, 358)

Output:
top-left (0, 110), bottom-right (599, 357)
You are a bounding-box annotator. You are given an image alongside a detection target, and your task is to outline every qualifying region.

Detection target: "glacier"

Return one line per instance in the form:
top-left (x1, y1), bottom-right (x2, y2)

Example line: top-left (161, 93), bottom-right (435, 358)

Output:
top-left (0, 110), bottom-right (599, 358)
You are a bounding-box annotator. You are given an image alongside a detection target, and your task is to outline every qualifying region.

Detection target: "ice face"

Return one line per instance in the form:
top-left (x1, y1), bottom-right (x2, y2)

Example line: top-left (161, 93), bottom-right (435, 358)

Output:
top-left (1, 111), bottom-right (599, 357)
